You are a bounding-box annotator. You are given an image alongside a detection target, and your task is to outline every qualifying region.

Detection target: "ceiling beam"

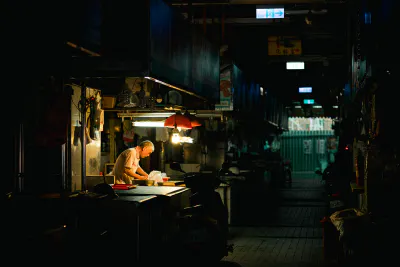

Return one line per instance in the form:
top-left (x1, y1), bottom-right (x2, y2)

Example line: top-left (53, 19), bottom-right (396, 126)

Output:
top-left (178, 4), bottom-right (329, 18)
top-left (167, 0), bottom-right (325, 5)
top-left (265, 55), bottom-right (343, 63)
top-left (228, 0), bottom-right (324, 3)
top-left (193, 17), bottom-right (285, 24)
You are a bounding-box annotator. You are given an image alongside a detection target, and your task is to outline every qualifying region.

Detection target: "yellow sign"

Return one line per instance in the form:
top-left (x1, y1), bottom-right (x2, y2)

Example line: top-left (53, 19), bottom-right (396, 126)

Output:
top-left (268, 36), bottom-right (302, 56)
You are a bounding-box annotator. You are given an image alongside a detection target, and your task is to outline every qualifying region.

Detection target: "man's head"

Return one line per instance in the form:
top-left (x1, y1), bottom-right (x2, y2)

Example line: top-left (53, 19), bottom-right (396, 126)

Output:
top-left (139, 140), bottom-right (154, 158)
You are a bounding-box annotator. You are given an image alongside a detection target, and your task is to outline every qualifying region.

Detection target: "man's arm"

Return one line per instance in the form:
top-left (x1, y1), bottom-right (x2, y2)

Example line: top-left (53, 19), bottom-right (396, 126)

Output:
top-left (136, 166), bottom-right (149, 179)
top-left (124, 167), bottom-right (147, 180)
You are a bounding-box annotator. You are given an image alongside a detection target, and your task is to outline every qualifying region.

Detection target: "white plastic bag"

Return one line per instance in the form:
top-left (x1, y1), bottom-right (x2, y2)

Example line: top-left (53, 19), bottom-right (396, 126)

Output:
top-left (148, 170), bottom-right (163, 184)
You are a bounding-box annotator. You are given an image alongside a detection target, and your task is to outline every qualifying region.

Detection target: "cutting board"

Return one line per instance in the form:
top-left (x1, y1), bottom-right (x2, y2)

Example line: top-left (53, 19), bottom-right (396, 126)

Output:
top-left (157, 180), bottom-right (184, 186)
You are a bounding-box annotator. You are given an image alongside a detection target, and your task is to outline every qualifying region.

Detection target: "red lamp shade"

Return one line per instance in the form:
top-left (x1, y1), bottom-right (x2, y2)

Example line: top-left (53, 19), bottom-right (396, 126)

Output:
top-left (164, 113), bottom-right (192, 129)
top-left (187, 114), bottom-right (201, 127)
top-left (182, 111), bottom-right (201, 128)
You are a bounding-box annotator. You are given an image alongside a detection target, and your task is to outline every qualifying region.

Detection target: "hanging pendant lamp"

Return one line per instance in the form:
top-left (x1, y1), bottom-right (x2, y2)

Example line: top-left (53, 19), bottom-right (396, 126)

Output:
top-left (183, 110), bottom-right (201, 127)
top-left (164, 111), bottom-right (192, 130)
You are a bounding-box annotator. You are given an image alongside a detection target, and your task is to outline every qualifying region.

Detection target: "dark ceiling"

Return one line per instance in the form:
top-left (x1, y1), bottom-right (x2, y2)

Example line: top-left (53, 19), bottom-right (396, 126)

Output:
top-left (5, 0), bottom-right (351, 118)
top-left (166, 0), bottom-right (351, 114)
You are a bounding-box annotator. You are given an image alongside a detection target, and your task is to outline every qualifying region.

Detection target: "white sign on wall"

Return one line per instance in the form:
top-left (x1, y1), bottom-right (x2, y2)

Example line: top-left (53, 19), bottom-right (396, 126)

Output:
top-left (287, 62), bottom-right (305, 70)
top-left (303, 140), bottom-right (312, 154)
top-left (256, 8), bottom-right (285, 19)
top-left (316, 139), bottom-right (326, 154)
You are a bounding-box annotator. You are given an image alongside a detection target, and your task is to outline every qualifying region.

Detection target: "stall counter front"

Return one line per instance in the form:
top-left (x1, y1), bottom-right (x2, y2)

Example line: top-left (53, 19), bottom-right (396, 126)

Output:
top-left (108, 195), bottom-right (158, 261)
top-left (113, 185), bottom-right (191, 250)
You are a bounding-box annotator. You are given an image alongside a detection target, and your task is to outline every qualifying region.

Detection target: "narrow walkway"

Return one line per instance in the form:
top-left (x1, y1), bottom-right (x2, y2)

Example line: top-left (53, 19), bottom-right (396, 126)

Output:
top-left (221, 177), bottom-right (335, 267)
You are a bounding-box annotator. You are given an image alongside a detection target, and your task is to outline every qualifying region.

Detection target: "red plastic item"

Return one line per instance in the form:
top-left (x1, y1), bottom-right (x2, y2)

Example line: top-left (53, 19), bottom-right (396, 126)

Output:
top-left (112, 184), bottom-right (136, 190)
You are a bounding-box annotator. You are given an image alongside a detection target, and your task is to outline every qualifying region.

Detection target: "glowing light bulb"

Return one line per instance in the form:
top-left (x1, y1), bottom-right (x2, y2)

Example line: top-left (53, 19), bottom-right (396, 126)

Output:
top-left (171, 133), bottom-right (180, 144)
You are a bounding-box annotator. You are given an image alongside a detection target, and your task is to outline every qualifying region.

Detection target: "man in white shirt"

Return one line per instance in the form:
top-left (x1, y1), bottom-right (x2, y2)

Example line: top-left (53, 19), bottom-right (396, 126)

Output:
top-left (111, 140), bottom-right (154, 184)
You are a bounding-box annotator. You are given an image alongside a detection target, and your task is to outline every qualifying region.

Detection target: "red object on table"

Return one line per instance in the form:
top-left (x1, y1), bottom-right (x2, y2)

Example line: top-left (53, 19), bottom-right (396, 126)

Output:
top-left (112, 184), bottom-right (136, 190)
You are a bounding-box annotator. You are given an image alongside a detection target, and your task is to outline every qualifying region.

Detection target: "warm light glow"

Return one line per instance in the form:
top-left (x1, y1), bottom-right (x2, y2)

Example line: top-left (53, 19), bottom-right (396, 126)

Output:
top-left (170, 128), bottom-right (193, 144)
top-left (180, 136), bottom-right (193, 143)
top-left (132, 121), bottom-right (165, 127)
top-left (171, 133), bottom-right (181, 144)
top-left (171, 134), bottom-right (193, 144)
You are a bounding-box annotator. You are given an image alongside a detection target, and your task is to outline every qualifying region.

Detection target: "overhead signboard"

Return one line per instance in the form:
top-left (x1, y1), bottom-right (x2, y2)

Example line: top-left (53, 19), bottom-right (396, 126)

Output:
top-left (268, 36), bottom-right (302, 56)
top-left (303, 99), bottom-right (314, 104)
top-left (299, 87), bottom-right (312, 93)
top-left (215, 68), bottom-right (233, 111)
top-left (256, 8), bottom-right (284, 19)
top-left (287, 62), bottom-right (304, 70)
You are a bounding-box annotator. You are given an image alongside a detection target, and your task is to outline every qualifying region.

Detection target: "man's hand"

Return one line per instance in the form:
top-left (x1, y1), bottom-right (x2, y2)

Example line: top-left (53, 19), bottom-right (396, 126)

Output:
top-left (137, 175), bottom-right (148, 180)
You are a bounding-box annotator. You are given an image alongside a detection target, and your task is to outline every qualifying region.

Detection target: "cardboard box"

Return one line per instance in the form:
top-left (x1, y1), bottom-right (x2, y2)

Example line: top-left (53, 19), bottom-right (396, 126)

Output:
top-left (102, 96), bottom-right (116, 109)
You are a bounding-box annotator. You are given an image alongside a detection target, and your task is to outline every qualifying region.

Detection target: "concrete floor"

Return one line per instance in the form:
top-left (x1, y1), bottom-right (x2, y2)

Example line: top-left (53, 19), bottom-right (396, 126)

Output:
top-left (219, 176), bottom-right (336, 267)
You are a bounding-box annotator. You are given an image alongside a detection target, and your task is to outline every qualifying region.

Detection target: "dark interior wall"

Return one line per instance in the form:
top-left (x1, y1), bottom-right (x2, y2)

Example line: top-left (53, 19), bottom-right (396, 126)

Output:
top-left (149, 0), bottom-right (219, 104)
top-left (149, 0), bottom-right (191, 91)
top-left (4, 1), bottom-right (75, 194)
top-left (191, 28), bottom-right (220, 103)
top-left (67, 0), bottom-right (102, 53)
top-left (101, 0), bottom-right (149, 62)
top-left (232, 64), bottom-right (264, 117)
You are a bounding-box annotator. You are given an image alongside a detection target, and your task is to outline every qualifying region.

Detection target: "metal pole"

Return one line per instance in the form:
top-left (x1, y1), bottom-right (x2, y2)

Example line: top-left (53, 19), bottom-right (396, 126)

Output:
top-left (65, 85), bottom-right (73, 192)
top-left (160, 141), bottom-right (165, 172)
top-left (81, 82), bottom-right (87, 191)
top-left (189, 0), bottom-right (193, 89)
top-left (16, 123), bottom-right (24, 193)
top-left (61, 143), bottom-right (66, 191)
